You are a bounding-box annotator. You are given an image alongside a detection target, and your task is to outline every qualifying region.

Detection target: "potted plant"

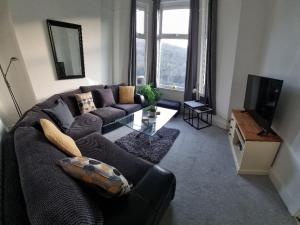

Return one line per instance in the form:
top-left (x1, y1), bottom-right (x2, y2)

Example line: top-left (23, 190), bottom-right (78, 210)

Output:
top-left (137, 84), bottom-right (161, 117)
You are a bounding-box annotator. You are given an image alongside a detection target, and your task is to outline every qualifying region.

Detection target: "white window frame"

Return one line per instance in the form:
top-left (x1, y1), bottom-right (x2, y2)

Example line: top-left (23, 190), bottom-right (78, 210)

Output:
top-left (136, 2), bottom-right (149, 85)
top-left (157, 1), bottom-right (190, 91)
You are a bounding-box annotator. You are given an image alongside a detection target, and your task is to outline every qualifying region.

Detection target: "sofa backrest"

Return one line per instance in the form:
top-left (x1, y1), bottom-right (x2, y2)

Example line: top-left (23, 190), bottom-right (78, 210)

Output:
top-left (105, 83), bottom-right (126, 104)
top-left (59, 89), bottom-right (82, 116)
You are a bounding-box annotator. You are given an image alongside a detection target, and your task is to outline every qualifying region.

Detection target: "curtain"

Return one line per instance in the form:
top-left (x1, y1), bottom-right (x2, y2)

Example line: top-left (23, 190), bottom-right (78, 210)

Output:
top-left (147, 0), bottom-right (160, 87)
top-left (128, 0), bottom-right (136, 86)
top-left (205, 0), bottom-right (217, 113)
top-left (184, 0), bottom-right (200, 101)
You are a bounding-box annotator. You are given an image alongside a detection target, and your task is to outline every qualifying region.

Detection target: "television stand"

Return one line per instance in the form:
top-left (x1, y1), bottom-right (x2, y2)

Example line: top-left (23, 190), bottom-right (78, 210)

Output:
top-left (228, 110), bottom-right (282, 175)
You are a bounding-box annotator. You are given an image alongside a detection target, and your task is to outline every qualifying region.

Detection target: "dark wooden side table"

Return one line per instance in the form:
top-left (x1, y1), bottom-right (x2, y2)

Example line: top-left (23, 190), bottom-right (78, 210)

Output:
top-left (183, 101), bottom-right (213, 130)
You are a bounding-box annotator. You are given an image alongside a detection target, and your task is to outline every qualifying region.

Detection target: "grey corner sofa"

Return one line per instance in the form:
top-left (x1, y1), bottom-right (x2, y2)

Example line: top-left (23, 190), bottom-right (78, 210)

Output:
top-left (1, 84), bottom-right (176, 225)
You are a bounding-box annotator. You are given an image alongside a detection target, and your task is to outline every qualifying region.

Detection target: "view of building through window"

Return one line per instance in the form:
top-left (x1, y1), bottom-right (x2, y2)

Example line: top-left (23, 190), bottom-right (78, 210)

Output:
top-left (136, 2), bottom-right (207, 92)
top-left (157, 7), bottom-right (190, 90)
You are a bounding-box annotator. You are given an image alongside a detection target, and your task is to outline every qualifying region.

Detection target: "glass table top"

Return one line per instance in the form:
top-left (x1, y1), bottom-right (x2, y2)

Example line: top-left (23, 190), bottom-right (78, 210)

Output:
top-left (116, 106), bottom-right (177, 136)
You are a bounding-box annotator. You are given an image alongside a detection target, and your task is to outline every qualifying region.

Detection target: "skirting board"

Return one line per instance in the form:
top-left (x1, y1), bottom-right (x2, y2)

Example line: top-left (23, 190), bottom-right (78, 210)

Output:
top-left (212, 114), bottom-right (228, 130)
top-left (269, 169), bottom-right (297, 216)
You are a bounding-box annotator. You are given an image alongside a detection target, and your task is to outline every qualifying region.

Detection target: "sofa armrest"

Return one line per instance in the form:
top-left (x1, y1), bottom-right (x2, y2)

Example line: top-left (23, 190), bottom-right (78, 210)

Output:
top-left (104, 165), bottom-right (176, 225)
top-left (133, 165), bottom-right (176, 210)
top-left (135, 93), bottom-right (146, 106)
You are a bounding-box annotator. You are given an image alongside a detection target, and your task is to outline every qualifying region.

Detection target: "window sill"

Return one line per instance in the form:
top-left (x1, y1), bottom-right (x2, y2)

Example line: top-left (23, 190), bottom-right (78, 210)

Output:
top-left (157, 86), bottom-right (184, 92)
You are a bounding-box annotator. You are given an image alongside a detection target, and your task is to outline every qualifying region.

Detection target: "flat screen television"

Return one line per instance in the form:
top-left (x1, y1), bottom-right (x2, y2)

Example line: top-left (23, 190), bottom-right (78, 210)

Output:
top-left (244, 74), bottom-right (283, 134)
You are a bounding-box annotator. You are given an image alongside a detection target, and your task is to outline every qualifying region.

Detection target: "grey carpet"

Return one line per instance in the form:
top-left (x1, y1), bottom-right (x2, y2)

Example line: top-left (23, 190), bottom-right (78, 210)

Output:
top-left (115, 127), bottom-right (180, 163)
top-left (104, 117), bottom-right (296, 225)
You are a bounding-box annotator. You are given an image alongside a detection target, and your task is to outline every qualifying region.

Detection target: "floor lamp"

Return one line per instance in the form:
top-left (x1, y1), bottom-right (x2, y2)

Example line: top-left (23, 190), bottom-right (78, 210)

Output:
top-left (0, 57), bottom-right (22, 117)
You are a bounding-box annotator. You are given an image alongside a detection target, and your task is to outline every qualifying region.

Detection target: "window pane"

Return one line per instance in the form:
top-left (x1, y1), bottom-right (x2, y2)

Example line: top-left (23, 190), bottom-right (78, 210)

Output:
top-left (136, 38), bottom-right (146, 83)
top-left (162, 9), bottom-right (190, 34)
top-left (136, 9), bottom-right (145, 34)
top-left (158, 39), bottom-right (188, 89)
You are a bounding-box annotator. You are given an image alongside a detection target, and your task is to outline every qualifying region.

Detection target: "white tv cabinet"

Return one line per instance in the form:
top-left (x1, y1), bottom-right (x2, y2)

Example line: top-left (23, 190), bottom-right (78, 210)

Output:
top-left (228, 110), bottom-right (282, 175)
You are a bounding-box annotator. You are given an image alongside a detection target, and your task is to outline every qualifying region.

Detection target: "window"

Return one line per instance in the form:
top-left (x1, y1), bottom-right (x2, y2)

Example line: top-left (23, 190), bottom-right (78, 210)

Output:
top-left (157, 4), bottom-right (190, 91)
top-left (136, 5), bottom-right (147, 85)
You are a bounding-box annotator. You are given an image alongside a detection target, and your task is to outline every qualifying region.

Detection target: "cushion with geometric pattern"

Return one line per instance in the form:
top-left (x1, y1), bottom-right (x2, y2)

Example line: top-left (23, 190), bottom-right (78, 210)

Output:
top-left (57, 156), bottom-right (131, 198)
top-left (75, 92), bottom-right (96, 114)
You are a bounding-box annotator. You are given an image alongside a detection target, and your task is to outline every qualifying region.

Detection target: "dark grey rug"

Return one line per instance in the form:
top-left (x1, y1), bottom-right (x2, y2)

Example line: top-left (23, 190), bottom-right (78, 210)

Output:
top-left (115, 127), bottom-right (180, 163)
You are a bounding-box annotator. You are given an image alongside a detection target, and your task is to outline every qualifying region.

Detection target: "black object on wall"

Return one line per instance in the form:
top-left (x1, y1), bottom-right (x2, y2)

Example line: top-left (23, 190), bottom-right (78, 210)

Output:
top-left (47, 19), bottom-right (85, 80)
top-left (244, 74), bottom-right (283, 134)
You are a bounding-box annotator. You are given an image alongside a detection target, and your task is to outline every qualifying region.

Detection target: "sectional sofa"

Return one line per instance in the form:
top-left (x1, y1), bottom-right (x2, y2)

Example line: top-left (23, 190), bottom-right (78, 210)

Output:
top-left (1, 84), bottom-right (176, 225)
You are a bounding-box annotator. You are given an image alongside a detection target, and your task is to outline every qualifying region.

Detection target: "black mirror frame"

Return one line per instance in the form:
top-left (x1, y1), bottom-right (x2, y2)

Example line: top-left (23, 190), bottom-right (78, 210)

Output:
top-left (47, 19), bottom-right (85, 80)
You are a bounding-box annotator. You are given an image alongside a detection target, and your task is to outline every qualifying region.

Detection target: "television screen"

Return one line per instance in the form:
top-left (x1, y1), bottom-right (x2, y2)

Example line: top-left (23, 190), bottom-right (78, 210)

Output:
top-left (244, 75), bottom-right (283, 132)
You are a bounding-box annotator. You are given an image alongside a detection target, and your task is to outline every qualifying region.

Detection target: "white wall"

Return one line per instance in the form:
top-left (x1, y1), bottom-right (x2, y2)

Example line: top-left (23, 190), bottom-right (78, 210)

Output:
top-left (257, 0), bottom-right (300, 216)
top-left (7, 0), bottom-right (114, 102)
top-left (113, 0), bottom-right (131, 84)
top-left (215, 0), bottom-right (241, 122)
top-left (0, 0), bottom-right (36, 127)
top-left (228, 0), bottom-right (273, 115)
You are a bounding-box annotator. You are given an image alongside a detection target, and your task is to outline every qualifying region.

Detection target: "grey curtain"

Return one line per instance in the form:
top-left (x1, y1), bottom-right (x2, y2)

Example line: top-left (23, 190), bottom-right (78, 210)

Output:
top-left (205, 0), bottom-right (217, 113)
top-left (147, 0), bottom-right (160, 87)
top-left (184, 0), bottom-right (200, 101)
top-left (128, 0), bottom-right (136, 86)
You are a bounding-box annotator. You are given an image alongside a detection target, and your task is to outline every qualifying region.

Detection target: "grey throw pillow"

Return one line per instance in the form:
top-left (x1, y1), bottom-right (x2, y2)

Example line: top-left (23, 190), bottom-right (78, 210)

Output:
top-left (96, 89), bottom-right (116, 107)
top-left (43, 99), bottom-right (74, 131)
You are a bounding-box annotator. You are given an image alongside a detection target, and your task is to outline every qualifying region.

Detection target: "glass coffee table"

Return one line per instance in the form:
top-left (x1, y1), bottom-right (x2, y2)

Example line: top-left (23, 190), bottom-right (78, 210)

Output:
top-left (116, 106), bottom-right (177, 144)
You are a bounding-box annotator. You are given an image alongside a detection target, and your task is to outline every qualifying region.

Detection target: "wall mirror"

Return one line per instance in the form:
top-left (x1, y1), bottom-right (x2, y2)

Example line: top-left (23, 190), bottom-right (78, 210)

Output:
top-left (47, 19), bottom-right (85, 79)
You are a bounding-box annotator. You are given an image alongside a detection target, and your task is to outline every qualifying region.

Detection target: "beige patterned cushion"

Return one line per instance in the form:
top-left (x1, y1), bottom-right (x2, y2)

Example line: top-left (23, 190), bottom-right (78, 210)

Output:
top-left (75, 92), bottom-right (96, 114)
top-left (40, 119), bottom-right (82, 157)
top-left (58, 156), bottom-right (131, 197)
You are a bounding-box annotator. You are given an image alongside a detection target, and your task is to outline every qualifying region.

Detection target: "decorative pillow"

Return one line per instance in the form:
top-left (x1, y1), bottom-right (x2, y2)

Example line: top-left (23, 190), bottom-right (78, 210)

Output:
top-left (119, 86), bottom-right (135, 104)
top-left (96, 88), bottom-right (116, 107)
top-left (58, 156), bottom-right (131, 197)
top-left (43, 99), bottom-right (74, 131)
top-left (75, 92), bottom-right (96, 114)
top-left (80, 85), bottom-right (105, 108)
top-left (40, 119), bottom-right (82, 157)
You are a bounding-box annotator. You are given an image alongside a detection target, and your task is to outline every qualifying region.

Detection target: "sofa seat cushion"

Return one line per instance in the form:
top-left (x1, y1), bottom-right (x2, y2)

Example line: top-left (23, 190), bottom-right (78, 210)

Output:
top-left (14, 127), bottom-right (104, 225)
top-left (65, 113), bottom-right (103, 140)
top-left (113, 104), bottom-right (142, 115)
top-left (76, 132), bottom-right (152, 186)
top-left (91, 107), bottom-right (126, 125)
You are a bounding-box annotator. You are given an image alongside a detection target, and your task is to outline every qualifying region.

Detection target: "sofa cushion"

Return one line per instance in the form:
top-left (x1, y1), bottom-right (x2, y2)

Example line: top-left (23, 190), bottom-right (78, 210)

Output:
top-left (119, 86), bottom-right (135, 104)
top-left (59, 89), bottom-right (82, 116)
top-left (58, 156), bottom-right (131, 197)
top-left (36, 94), bottom-right (61, 109)
top-left (80, 85), bottom-right (105, 108)
top-left (76, 132), bottom-right (152, 186)
top-left (14, 127), bottom-right (104, 225)
top-left (43, 99), bottom-right (74, 131)
top-left (75, 92), bottom-right (96, 114)
top-left (80, 85), bottom-right (105, 93)
top-left (13, 106), bottom-right (53, 131)
top-left (113, 104), bottom-right (142, 114)
top-left (65, 113), bottom-right (103, 140)
top-left (97, 89), bottom-right (116, 107)
top-left (91, 107), bottom-right (126, 125)
top-left (105, 84), bottom-right (125, 104)
top-left (40, 119), bottom-right (82, 157)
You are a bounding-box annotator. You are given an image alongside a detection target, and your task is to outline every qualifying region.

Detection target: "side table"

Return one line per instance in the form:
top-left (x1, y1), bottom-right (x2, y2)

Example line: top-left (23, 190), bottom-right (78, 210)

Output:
top-left (183, 101), bottom-right (213, 130)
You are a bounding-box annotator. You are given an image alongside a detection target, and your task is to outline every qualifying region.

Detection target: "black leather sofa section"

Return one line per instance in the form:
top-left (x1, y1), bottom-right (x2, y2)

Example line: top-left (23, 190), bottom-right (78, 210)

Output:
top-left (1, 84), bottom-right (176, 225)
